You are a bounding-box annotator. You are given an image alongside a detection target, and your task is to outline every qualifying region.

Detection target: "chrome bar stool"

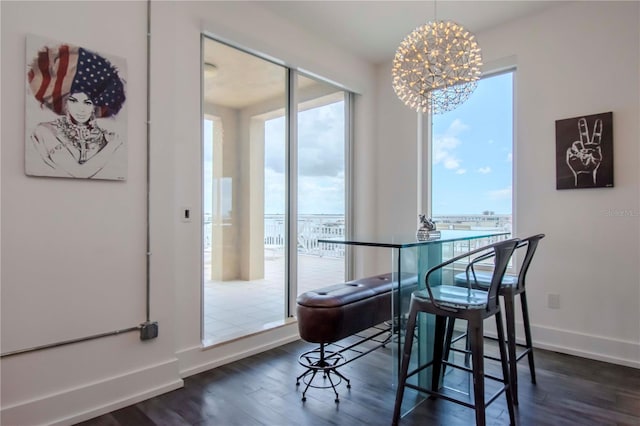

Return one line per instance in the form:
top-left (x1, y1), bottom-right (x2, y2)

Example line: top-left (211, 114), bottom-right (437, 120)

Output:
top-left (392, 238), bottom-right (519, 426)
top-left (447, 234), bottom-right (545, 405)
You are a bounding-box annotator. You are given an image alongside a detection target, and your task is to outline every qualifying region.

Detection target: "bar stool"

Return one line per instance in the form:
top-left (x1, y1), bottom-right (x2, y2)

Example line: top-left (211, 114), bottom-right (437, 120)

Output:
top-left (392, 238), bottom-right (519, 426)
top-left (447, 234), bottom-right (545, 405)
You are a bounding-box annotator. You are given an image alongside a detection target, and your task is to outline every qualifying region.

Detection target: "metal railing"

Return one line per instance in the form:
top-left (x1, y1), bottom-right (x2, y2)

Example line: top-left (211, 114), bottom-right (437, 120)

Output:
top-left (204, 214), bottom-right (511, 261)
top-left (204, 214), bottom-right (346, 258)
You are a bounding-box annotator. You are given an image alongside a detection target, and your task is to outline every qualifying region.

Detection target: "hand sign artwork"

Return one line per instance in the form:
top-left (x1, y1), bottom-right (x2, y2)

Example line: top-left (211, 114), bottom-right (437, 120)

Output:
top-left (556, 112), bottom-right (613, 189)
top-left (566, 117), bottom-right (603, 186)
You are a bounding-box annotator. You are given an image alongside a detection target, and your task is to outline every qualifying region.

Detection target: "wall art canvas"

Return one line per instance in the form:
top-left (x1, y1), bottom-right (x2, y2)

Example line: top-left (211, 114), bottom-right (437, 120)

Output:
top-left (555, 111), bottom-right (613, 190)
top-left (25, 35), bottom-right (127, 180)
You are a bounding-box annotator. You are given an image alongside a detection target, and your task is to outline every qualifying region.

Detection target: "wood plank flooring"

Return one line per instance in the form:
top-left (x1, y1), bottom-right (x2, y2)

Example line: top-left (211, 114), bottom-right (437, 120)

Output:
top-left (77, 339), bottom-right (640, 426)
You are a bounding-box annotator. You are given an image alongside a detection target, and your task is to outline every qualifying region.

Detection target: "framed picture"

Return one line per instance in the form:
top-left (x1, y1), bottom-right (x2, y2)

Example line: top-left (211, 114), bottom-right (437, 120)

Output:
top-left (555, 111), bottom-right (613, 190)
top-left (25, 35), bottom-right (127, 180)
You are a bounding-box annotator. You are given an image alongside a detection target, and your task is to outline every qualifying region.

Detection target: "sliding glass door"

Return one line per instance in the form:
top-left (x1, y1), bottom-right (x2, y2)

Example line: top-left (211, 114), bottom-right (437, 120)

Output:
top-left (296, 75), bottom-right (346, 297)
top-left (202, 36), bottom-right (350, 345)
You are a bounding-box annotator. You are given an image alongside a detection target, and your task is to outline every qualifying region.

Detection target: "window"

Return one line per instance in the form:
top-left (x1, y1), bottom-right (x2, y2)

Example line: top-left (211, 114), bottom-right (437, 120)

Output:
top-left (202, 36), bottom-right (350, 345)
top-left (430, 71), bottom-right (514, 235)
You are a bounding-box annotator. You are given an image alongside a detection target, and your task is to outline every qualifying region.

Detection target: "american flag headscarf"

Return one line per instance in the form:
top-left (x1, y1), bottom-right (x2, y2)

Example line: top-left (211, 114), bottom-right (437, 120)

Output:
top-left (28, 44), bottom-right (126, 118)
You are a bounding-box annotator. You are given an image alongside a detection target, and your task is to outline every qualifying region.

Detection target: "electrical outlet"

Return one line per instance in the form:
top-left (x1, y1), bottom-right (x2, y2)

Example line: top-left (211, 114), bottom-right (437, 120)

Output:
top-left (547, 293), bottom-right (560, 309)
top-left (140, 321), bottom-right (159, 340)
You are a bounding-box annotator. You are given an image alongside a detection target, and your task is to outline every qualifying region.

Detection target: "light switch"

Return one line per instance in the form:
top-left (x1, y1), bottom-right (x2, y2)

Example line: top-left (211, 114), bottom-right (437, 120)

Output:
top-left (181, 207), bottom-right (192, 223)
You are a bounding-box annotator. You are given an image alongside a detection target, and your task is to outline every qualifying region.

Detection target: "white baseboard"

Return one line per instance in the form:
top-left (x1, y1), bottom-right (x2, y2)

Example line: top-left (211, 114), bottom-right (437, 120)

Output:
top-left (1, 358), bottom-right (183, 426)
top-left (178, 323), bottom-right (300, 378)
top-left (470, 321), bottom-right (639, 369)
top-left (530, 324), bottom-right (640, 369)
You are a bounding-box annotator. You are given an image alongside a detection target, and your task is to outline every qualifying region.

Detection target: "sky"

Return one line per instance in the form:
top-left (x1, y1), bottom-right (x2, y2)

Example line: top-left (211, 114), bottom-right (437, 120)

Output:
top-left (264, 101), bottom-right (345, 215)
top-left (204, 72), bottom-right (513, 218)
top-left (431, 71), bottom-right (513, 215)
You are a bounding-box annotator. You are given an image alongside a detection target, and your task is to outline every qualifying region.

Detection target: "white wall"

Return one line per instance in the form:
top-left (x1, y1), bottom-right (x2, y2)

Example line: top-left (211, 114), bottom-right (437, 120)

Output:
top-left (375, 1), bottom-right (640, 367)
top-left (0, 1), bottom-right (376, 425)
top-left (1, 2), bottom-right (184, 426)
top-left (374, 62), bottom-right (420, 241)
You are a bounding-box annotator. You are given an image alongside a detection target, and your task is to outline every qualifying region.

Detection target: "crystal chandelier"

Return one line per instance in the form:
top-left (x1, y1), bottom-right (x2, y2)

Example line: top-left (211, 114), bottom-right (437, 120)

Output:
top-left (392, 20), bottom-right (482, 114)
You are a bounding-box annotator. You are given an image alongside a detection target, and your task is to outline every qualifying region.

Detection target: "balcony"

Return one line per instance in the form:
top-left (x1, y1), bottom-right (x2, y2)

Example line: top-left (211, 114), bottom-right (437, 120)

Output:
top-left (202, 214), bottom-right (511, 345)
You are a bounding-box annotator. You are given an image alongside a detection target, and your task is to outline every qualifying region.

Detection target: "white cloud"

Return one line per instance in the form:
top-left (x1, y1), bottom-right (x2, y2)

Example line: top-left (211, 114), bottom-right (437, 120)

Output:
top-left (433, 119), bottom-right (470, 174)
top-left (266, 102), bottom-right (346, 178)
top-left (433, 135), bottom-right (459, 157)
top-left (506, 152), bottom-right (512, 162)
top-left (448, 118), bottom-right (469, 136)
top-left (433, 135), bottom-right (461, 169)
top-left (487, 186), bottom-right (512, 200)
top-left (455, 169), bottom-right (467, 175)
top-left (477, 167), bottom-right (492, 174)
top-left (264, 168), bottom-right (286, 214)
top-left (298, 175), bottom-right (345, 214)
top-left (444, 157), bottom-right (460, 169)
top-left (487, 139), bottom-right (495, 144)
top-left (264, 171), bottom-right (346, 215)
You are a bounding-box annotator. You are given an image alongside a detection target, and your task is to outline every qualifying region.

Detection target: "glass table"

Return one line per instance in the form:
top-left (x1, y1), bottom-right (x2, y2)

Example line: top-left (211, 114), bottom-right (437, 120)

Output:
top-left (318, 229), bottom-right (509, 415)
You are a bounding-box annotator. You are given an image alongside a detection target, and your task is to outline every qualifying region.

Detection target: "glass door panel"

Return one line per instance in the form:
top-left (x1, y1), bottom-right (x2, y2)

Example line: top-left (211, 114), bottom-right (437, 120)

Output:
top-left (202, 37), bottom-right (287, 345)
top-left (296, 75), bottom-right (346, 295)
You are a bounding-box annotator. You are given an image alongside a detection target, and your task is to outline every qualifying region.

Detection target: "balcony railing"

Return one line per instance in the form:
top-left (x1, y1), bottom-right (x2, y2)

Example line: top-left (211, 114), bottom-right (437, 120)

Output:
top-left (203, 214), bottom-right (346, 258)
top-left (204, 214), bottom-right (512, 261)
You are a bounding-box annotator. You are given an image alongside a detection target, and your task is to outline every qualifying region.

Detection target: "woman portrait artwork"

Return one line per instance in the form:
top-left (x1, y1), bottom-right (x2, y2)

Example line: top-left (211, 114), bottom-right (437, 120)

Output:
top-left (25, 36), bottom-right (127, 180)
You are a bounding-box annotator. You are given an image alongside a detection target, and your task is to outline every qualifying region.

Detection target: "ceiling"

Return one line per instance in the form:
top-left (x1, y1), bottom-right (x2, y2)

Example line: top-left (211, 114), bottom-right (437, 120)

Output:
top-left (259, 1), bottom-right (568, 64)
top-left (204, 1), bottom-right (568, 108)
top-left (203, 37), bottom-right (319, 108)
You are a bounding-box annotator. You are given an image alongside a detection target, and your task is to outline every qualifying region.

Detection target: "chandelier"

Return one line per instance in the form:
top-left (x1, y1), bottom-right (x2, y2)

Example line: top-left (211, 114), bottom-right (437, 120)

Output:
top-left (392, 20), bottom-right (482, 114)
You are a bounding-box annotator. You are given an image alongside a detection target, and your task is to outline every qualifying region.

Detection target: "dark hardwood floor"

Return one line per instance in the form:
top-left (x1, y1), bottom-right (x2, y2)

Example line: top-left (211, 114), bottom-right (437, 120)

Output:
top-left (77, 338), bottom-right (640, 426)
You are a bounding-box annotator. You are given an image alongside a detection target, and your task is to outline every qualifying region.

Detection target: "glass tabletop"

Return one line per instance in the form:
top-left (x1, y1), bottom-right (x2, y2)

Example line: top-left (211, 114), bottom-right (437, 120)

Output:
top-left (318, 229), bottom-right (510, 248)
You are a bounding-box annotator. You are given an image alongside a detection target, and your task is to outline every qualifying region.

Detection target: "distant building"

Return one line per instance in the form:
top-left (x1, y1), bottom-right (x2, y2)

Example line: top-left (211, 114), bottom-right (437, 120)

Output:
top-left (432, 214), bottom-right (512, 233)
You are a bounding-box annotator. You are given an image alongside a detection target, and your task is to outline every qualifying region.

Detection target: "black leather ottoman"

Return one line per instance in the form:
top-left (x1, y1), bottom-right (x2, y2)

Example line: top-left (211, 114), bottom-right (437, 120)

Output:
top-left (295, 272), bottom-right (417, 402)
